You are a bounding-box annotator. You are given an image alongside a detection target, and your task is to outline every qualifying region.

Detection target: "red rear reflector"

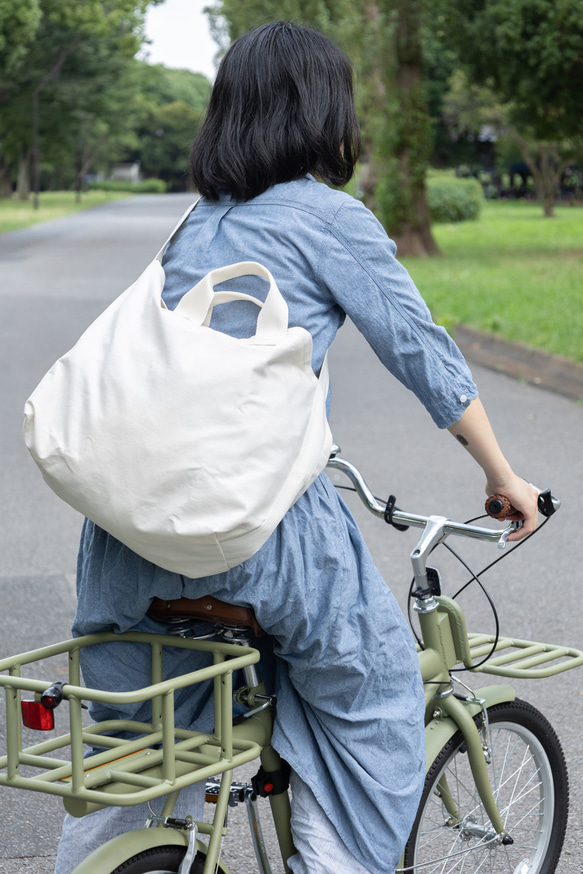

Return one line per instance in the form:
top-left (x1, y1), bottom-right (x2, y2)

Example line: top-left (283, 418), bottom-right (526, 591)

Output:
top-left (21, 700), bottom-right (55, 730)
top-left (264, 782), bottom-right (274, 793)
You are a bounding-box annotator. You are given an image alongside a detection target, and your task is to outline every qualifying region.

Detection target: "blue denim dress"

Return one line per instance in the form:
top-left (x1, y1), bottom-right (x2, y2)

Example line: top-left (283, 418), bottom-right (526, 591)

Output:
top-left (73, 177), bottom-right (478, 872)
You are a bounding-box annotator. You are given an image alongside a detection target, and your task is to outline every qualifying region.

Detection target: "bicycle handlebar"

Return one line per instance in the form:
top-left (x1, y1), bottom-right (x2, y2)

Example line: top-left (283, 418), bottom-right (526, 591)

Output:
top-left (327, 453), bottom-right (504, 543)
top-left (326, 449), bottom-right (560, 550)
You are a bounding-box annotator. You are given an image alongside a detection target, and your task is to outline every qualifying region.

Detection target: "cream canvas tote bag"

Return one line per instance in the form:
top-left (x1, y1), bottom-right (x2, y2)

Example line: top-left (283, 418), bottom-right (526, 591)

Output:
top-left (24, 206), bottom-right (333, 578)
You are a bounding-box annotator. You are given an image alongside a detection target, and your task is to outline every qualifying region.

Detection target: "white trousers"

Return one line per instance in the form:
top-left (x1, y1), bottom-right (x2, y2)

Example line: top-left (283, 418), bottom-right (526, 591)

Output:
top-left (287, 771), bottom-right (374, 874)
top-left (54, 770), bottom-right (373, 874)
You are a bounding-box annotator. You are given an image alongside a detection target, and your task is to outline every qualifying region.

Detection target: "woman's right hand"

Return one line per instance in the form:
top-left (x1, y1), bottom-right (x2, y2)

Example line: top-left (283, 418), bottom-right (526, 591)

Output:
top-left (484, 473), bottom-right (539, 541)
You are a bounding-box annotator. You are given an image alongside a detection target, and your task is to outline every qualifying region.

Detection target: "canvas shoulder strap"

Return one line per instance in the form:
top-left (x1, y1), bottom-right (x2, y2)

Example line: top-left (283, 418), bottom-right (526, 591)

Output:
top-left (155, 197), bottom-right (201, 263)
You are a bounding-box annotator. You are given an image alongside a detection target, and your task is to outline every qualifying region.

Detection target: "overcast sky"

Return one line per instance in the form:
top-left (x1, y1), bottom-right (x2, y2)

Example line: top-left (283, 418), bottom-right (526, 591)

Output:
top-left (142, 0), bottom-right (218, 80)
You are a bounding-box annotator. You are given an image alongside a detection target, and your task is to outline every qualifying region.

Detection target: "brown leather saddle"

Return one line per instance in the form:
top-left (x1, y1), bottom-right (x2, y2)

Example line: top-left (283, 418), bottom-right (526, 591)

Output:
top-left (147, 594), bottom-right (263, 637)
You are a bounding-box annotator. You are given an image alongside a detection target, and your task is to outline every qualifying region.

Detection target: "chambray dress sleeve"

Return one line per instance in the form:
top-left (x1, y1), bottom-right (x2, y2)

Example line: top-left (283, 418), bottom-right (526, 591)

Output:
top-left (318, 197), bottom-right (478, 428)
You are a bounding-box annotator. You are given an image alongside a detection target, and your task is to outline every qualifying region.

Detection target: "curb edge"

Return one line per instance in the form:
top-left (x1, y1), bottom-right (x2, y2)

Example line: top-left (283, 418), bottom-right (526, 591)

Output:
top-left (455, 325), bottom-right (583, 403)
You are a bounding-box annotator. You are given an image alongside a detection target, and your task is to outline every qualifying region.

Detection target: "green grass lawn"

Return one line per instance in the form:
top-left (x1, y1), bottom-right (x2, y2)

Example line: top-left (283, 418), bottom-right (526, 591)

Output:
top-left (0, 190), bottom-right (131, 234)
top-left (402, 201), bottom-right (583, 363)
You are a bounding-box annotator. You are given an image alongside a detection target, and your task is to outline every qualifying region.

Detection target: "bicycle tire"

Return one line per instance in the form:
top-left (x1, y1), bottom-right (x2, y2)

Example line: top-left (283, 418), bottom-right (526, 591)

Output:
top-left (404, 699), bottom-right (569, 874)
top-left (109, 845), bottom-right (205, 873)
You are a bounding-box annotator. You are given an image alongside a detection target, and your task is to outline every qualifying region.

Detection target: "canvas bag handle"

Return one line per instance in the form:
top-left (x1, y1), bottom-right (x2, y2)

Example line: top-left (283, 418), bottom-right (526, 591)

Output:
top-left (175, 261), bottom-right (288, 346)
top-left (155, 201), bottom-right (288, 345)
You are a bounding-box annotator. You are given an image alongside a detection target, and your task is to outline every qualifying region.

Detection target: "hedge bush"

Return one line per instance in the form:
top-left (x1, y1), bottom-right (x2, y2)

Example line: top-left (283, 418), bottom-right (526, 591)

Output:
top-left (87, 179), bottom-right (167, 194)
top-left (426, 176), bottom-right (483, 223)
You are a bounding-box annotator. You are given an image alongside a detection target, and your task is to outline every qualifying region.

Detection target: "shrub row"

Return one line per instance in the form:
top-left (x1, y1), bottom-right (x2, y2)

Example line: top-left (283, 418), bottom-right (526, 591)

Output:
top-left (426, 176), bottom-right (483, 223)
top-left (88, 176), bottom-right (481, 222)
top-left (87, 179), bottom-right (167, 194)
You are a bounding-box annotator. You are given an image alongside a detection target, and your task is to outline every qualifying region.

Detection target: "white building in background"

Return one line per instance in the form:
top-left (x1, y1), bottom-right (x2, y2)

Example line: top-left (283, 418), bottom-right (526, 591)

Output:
top-left (110, 162), bottom-right (142, 184)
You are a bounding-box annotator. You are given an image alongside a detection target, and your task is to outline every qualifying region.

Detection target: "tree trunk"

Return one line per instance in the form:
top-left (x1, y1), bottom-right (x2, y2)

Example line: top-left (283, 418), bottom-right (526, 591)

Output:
top-left (16, 147), bottom-right (31, 200)
top-left (32, 48), bottom-right (68, 209)
top-left (73, 139), bottom-right (88, 203)
top-left (390, 169), bottom-right (439, 256)
top-left (358, 154), bottom-right (380, 213)
top-left (0, 160), bottom-right (13, 198)
top-left (530, 144), bottom-right (559, 218)
top-left (374, 0), bottom-right (439, 257)
top-left (514, 134), bottom-right (566, 219)
top-left (357, 0), bottom-right (385, 213)
top-left (539, 186), bottom-right (556, 218)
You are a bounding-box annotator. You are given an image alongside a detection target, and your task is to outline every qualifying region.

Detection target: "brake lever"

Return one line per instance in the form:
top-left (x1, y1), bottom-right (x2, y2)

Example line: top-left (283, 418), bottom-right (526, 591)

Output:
top-left (498, 521), bottom-right (523, 550)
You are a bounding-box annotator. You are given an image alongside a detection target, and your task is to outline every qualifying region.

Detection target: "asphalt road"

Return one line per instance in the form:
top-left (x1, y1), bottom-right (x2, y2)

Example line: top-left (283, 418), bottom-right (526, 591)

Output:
top-left (1, 195), bottom-right (581, 872)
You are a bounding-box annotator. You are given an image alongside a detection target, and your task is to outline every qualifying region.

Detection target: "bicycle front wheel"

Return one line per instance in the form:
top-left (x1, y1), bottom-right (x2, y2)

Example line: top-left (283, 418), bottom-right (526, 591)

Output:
top-left (109, 845), bottom-right (205, 873)
top-left (404, 699), bottom-right (569, 874)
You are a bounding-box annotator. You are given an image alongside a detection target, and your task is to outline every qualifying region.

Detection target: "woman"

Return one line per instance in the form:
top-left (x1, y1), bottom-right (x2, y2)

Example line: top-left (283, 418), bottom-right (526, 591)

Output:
top-left (55, 20), bottom-right (538, 874)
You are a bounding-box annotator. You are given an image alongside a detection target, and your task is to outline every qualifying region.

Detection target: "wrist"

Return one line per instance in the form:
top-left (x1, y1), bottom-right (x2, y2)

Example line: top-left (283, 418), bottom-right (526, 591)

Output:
top-left (484, 466), bottom-right (518, 494)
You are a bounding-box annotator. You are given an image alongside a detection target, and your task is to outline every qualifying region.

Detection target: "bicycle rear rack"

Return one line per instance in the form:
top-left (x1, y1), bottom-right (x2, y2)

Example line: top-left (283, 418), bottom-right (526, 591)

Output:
top-left (0, 632), bottom-right (262, 816)
top-left (426, 596), bottom-right (583, 680)
top-left (465, 632), bottom-right (583, 678)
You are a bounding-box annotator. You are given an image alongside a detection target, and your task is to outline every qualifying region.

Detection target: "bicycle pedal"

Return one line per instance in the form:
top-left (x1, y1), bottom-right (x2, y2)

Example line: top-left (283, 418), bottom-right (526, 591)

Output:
top-left (205, 779), bottom-right (250, 806)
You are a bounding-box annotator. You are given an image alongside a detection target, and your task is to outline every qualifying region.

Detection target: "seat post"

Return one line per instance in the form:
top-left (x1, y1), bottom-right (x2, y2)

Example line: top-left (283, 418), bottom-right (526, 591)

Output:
top-left (221, 626), bottom-right (260, 688)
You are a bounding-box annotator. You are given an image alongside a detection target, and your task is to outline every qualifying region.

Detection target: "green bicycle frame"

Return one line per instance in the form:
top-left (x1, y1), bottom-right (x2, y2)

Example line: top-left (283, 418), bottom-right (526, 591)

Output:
top-left (2, 611), bottom-right (583, 873)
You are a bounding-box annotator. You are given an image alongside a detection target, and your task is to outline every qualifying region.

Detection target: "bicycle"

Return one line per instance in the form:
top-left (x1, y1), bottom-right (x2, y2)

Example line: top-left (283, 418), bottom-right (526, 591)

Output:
top-left (1, 447), bottom-right (582, 874)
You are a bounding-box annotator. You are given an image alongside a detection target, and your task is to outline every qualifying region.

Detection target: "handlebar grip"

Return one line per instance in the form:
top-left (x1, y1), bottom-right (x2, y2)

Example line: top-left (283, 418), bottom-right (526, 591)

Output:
top-left (485, 494), bottom-right (515, 519)
top-left (486, 488), bottom-right (559, 520)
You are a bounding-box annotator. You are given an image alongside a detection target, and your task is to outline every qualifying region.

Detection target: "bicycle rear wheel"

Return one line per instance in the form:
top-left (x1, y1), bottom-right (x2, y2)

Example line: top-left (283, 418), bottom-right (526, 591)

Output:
top-left (404, 699), bottom-right (569, 874)
top-left (109, 845), bottom-right (205, 873)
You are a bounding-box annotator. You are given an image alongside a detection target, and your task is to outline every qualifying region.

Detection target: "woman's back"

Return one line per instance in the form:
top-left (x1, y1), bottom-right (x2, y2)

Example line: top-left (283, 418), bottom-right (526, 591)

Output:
top-left (162, 176), bottom-right (476, 428)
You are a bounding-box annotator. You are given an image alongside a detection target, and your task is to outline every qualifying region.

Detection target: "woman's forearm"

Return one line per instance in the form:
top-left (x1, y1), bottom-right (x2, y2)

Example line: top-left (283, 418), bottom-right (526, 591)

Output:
top-left (447, 397), bottom-right (539, 539)
top-left (447, 398), bottom-right (514, 489)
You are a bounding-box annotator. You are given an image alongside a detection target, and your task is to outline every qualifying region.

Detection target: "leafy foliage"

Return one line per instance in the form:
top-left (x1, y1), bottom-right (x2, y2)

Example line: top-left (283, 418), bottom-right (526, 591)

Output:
top-left (3, 0), bottom-right (581, 228)
top-left (0, 0), bottom-right (42, 76)
top-left (122, 64), bottom-right (211, 190)
top-left (0, 1), bottom-right (209, 197)
top-left (431, 0), bottom-right (583, 216)
top-left (439, 0), bottom-right (583, 141)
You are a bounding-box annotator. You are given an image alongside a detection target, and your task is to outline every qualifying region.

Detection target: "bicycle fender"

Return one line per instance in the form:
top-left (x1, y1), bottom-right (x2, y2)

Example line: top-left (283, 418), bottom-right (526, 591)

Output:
top-left (424, 684), bottom-right (515, 772)
top-left (71, 827), bottom-right (230, 874)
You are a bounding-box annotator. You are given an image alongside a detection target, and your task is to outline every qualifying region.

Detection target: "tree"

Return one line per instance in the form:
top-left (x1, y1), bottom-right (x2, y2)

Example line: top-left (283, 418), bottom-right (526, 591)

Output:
top-left (122, 63), bottom-right (211, 190)
top-left (0, 0), bottom-right (161, 202)
top-left (438, 0), bottom-right (583, 216)
top-left (41, 32), bottom-right (148, 194)
top-left (0, 0), bottom-right (40, 193)
top-left (509, 133), bottom-right (580, 215)
top-left (438, 68), bottom-right (511, 184)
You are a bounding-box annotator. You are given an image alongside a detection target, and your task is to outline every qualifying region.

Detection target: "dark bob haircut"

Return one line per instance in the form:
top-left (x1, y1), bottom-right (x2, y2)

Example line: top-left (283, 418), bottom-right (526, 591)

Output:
top-left (190, 21), bottom-right (361, 201)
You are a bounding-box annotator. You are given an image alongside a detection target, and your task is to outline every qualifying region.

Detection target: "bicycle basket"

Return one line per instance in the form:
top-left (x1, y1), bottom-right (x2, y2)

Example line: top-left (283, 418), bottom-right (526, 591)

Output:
top-left (0, 632), bottom-right (262, 817)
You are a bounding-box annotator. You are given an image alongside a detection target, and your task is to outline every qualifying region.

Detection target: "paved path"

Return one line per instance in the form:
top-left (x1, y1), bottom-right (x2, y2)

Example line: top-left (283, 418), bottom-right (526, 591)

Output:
top-left (1, 195), bottom-right (581, 872)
